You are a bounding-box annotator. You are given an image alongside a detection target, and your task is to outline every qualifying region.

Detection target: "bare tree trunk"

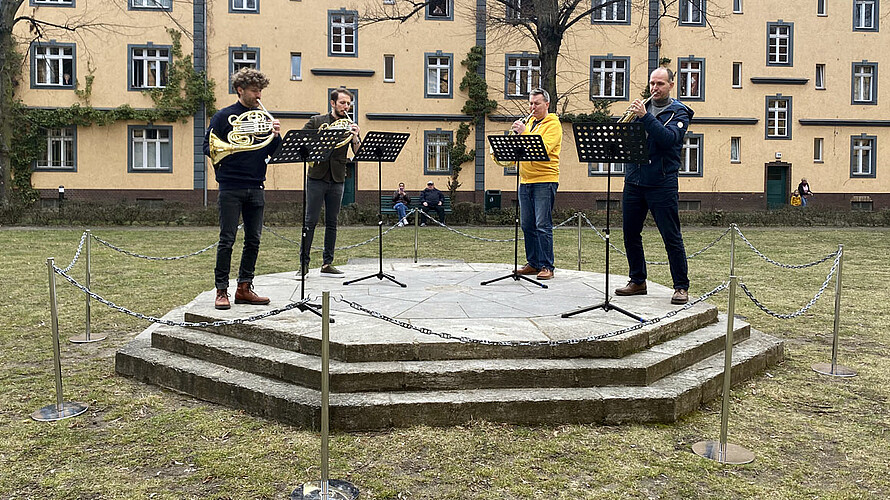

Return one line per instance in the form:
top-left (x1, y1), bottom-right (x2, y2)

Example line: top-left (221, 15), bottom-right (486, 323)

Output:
top-left (0, 0), bottom-right (26, 206)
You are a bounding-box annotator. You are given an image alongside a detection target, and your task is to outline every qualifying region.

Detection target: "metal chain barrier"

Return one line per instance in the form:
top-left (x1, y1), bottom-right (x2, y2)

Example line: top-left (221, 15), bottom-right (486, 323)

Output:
top-left (733, 226), bottom-right (839, 269)
top-left (333, 281), bottom-right (728, 347)
top-left (738, 250), bottom-right (841, 319)
top-left (416, 210), bottom-right (578, 243)
top-left (90, 233), bottom-right (218, 261)
top-left (264, 210), bottom-right (413, 251)
top-left (59, 231), bottom-right (89, 273)
top-left (51, 264), bottom-right (311, 328)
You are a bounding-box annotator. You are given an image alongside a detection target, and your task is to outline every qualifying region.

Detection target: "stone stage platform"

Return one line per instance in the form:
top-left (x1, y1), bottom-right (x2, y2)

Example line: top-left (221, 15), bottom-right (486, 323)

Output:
top-left (116, 259), bottom-right (783, 430)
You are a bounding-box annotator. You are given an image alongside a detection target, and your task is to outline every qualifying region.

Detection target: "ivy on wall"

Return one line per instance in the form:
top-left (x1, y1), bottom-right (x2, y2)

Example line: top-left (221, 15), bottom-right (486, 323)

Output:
top-left (8, 28), bottom-right (215, 204)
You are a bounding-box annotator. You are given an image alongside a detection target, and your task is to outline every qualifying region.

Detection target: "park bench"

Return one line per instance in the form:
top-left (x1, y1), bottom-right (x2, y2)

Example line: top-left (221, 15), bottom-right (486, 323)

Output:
top-left (379, 194), bottom-right (452, 216)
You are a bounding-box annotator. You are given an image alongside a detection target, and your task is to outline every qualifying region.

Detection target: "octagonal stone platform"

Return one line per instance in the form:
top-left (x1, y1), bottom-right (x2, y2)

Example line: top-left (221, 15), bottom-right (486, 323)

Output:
top-left (116, 259), bottom-right (783, 430)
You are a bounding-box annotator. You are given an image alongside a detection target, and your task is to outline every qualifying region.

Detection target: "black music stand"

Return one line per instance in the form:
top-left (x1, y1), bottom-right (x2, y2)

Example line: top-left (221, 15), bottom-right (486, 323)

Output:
top-left (343, 131), bottom-right (411, 287)
top-left (481, 133), bottom-right (550, 289)
top-left (269, 129), bottom-right (344, 321)
top-left (561, 122), bottom-right (647, 321)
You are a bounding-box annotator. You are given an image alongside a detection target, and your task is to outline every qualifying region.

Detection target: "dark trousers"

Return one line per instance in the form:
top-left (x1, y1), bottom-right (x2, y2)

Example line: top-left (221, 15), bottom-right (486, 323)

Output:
top-left (421, 204), bottom-right (446, 224)
top-left (301, 177), bottom-right (345, 268)
top-left (215, 188), bottom-right (265, 290)
top-left (622, 183), bottom-right (689, 290)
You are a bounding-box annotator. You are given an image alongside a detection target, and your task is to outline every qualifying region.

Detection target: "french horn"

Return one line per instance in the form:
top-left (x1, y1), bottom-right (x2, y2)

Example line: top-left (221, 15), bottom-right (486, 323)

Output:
top-left (207, 100), bottom-right (276, 166)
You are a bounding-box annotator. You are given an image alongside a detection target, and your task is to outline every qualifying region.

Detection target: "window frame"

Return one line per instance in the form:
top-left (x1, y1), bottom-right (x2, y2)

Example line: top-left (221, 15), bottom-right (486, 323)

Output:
top-left (765, 95), bottom-right (792, 140)
top-left (33, 126), bottom-right (77, 171)
top-left (817, 0), bottom-right (827, 16)
top-left (680, 133), bottom-right (703, 176)
top-left (128, 125), bottom-right (173, 173)
top-left (30, 0), bottom-right (75, 8)
top-left (588, 162), bottom-right (625, 176)
top-left (230, 0), bottom-right (258, 14)
top-left (678, 56), bottom-right (705, 101)
top-left (505, 53), bottom-right (542, 99)
top-left (679, 0), bottom-right (706, 26)
top-left (814, 137), bottom-right (824, 163)
top-left (424, 129), bottom-right (453, 175)
top-left (30, 42), bottom-right (76, 89)
top-left (589, 55), bottom-right (630, 101)
top-left (426, 0), bottom-right (453, 21)
top-left (767, 21), bottom-right (794, 66)
top-left (228, 46), bottom-right (260, 94)
top-left (851, 61), bottom-right (878, 105)
top-left (591, 0), bottom-right (630, 25)
top-left (732, 61), bottom-right (742, 88)
top-left (424, 51), bottom-right (454, 99)
top-left (815, 63), bottom-right (825, 89)
top-left (730, 136), bottom-right (741, 163)
top-left (853, 0), bottom-right (879, 31)
top-left (733, 0), bottom-right (742, 13)
top-left (328, 9), bottom-right (358, 57)
top-left (850, 134), bottom-right (877, 178)
top-left (506, 0), bottom-right (535, 20)
top-left (290, 52), bottom-right (302, 81)
top-left (128, 0), bottom-right (172, 11)
top-left (383, 54), bottom-right (395, 82)
top-left (128, 44), bottom-right (171, 91)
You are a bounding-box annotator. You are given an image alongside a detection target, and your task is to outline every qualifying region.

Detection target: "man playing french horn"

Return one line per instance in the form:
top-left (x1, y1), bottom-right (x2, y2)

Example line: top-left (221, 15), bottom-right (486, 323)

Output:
top-left (203, 68), bottom-right (281, 310)
top-left (299, 88), bottom-right (361, 277)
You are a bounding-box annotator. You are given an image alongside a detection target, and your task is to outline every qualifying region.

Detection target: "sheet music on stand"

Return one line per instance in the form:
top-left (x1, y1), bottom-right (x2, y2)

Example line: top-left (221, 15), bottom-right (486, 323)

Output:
top-left (487, 134), bottom-right (550, 163)
top-left (268, 129), bottom-right (344, 164)
top-left (352, 131), bottom-right (410, 162)
top-left (573, 122), bottom-right (648, 164)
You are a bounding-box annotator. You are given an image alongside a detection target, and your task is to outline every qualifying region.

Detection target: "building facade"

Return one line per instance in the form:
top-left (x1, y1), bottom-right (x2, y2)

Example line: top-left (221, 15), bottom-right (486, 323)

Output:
top-left (17, 0), bottom-right (889, 211)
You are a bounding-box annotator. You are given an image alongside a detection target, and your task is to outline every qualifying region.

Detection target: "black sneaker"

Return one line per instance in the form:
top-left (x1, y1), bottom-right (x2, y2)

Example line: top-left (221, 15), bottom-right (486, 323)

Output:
top-left (320, 264), bottom-right (344, 276)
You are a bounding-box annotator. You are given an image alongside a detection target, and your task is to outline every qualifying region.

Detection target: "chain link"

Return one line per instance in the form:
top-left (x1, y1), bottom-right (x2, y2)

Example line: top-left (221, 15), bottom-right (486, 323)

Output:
top-left (265, 210), bottom-right (414, 251)
top-left (59, 231), bottom-right (89, 273)
top-left (52, 265), bottom-right (311, 328)
top-left (738, 250), bottom-right (840, 319)
top-left (90, 233), bottom-right (218, 261)
top-left (733, 226), bottom-right (839, 269)
top-left (333, 281), bottom-right (728, 346)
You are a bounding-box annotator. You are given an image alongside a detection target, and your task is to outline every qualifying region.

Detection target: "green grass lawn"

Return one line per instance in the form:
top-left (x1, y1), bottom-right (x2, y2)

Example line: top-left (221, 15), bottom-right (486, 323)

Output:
top-left (1, 223), bottom-right (888, 499)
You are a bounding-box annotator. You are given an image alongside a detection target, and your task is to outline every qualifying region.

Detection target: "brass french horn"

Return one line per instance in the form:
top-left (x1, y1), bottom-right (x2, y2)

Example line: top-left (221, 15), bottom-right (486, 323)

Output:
top-left (308, 117), bottom-right (357, 168)
top-left (490, 113), bottom-right (534, 167)
top-left (207, 100), bottom-right (276, 166)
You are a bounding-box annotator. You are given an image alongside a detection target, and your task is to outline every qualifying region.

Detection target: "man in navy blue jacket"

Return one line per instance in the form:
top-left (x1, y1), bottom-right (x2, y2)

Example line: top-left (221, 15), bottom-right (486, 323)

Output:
top-left (203, 68), bottom-right (281, 310)
top-left (615, 67), bottom-right (694, 305)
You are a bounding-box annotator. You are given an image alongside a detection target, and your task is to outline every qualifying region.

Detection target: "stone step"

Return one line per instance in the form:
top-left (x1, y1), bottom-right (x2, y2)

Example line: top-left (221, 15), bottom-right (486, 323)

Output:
top-left (151, 315), bottom-right (750, 392)
top-left (115, 330), bottom-right (782, 430)
top-left (182, 302), bottom-right (720, 362)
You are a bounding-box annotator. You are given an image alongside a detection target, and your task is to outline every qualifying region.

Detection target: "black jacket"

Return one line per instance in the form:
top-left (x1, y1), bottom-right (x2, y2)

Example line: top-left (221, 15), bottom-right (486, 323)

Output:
top-left (420, 187), bottom-right (444, 205)
top-left (203, 101), bottom-right (281, 190)
top-left (303, 113), bottom-right (352, 183)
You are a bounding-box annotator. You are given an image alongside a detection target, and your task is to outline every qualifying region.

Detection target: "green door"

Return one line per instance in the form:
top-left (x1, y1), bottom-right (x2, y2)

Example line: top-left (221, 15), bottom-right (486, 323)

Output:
top-left (766, 164), bottom-right (788, 209)
top-left (342, 161), bottom-right (356, 205)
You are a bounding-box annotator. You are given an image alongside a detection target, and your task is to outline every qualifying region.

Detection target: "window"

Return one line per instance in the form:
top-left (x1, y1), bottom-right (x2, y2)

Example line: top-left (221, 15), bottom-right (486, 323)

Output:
top-left (507, 0), bottom-right (535, 20)
top-left (31, 0), bottom-right (74, 7)
top-left (231, 0), bottom-right (258, 13)
top-left (427, 0), bottom-right (452, 20)
top-left (425, 129), bottom-right (452, 174)
top-left (229, 47), bottom-right (258, 92)
top-left (327, 88), bottom-right (358, 122)
top-left (680, 0), bottom-right (706, 25)
top-left (425, 52), bottom-right (453, 98)
top-left (678, 200), bottom-right (702, 211)
top-left (851, 135), bottom-right (876, 177)
top-left (35, 127), bottom-right (75, 170)
top-left (384, 54), bottom-right (395, 82)
top-left (32, 43), bottom-right (75, 88)
top-left (851, 197), bottom-right (873, 211)
top-left (329, 10), bottom-right (357, 56)
top-left (817, 0), bottom-right (827, 16)
top-left (506, 54), bottom-right (541, 98)
top-left (130, 0), bottom-right (171, 10)
top-left (852, 62), bottom-right (877, 104)
top-left (678, 57), bottom-right (704, 100)
top-left (680, 134), bottom-right (702, 174)
top-left (592, 0), bottom-right (629, 23)
top-left (853, 0), bottom-right (878, 31)
top-left (814, 137), bottom-right (824, 162)
top-left (730, 137), bottom-right (741, 163)
top-left (733, 0), bottom-right (742, 13)
top-left (732, 62), bottom-right (742, 88)
top-left (290, 53), bottom-right (302, 80)
top-left (590, 56), bottom-right (629, 100)
top-left (588, 163), bottom-right (625, 175)
top-left (129, 45), bottom-right (169, 90)
top-left (815, 64), bottom-right (825, 89)
top-left (766, 95), bottom-right (791, 139)
top-left (767, 22), bottom-right (793, 66)
top-left (129, 126), bottom-right (172, 172)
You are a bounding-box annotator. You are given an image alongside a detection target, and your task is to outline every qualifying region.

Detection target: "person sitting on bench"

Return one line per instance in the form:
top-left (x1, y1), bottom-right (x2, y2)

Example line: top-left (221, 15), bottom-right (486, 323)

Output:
top-left (392, 182), bottom-right (411, 227)
top-left (420, 180), bottom-right (446, 226)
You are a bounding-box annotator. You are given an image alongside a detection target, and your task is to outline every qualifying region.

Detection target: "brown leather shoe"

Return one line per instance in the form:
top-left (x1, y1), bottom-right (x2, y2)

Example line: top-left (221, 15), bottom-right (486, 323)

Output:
top-left (615, 281), bottom-right (647, 296)
top-left (234, 282), bottom-right (270, 305)
top-left (215, 288), bottom-right (231, 310)
top-left (515, 264), bottom-right (540, 276)
top-left (536, 268), bottom-right (554, 280)
top-left (671, 289), bottom-right (689, 305)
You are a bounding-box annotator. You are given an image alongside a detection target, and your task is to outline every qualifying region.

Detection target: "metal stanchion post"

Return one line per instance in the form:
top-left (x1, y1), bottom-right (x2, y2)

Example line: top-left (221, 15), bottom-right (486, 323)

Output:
top-left (813, 244), bottom-right (856, 377)
top-left (413, 209), bottom-right (419, 263)
top-left (577, 212), bottom-right (582, 271)
top-left (32, 258), bottom-right (88, 422)
top-left (291, 292), bottom-right (359, 500)
top-left (71, 230), bottom-right (105, 343)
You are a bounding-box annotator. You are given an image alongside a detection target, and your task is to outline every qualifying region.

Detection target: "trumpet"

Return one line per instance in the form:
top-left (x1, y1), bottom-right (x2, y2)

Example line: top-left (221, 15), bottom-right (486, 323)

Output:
top-left (207, 99), bottom-right (276, 166)
top-left (618, 96), bottom-right (653, 123)
top-left (490, 113), bottom-right (534, 167)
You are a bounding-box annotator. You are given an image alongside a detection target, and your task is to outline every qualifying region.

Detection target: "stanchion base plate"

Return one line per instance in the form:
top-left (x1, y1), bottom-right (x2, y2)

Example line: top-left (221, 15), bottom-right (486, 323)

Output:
top-left (31, 401), bottom-right (88, 422)
top-left (691, 440), bottom-right (754, 464)
top-left (811, 363), bottom-right (857, 377)
top-left (69, 333), bottom-right (107, 343)
top-left (291, 479), bottom-right (359, 500)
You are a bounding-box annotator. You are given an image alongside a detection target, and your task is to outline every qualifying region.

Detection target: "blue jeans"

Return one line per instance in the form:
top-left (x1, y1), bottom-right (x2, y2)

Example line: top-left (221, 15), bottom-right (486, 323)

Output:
top-left (519, 182), bottom-right (558, 271)
top-left (394, 202), bottom-right (408, 220)
top-left (216, 188), bottom-right (265, 290)
top-left (622, 183), bottom-right (689, 290)
top-left (301, 177), bottom-right (345, 268)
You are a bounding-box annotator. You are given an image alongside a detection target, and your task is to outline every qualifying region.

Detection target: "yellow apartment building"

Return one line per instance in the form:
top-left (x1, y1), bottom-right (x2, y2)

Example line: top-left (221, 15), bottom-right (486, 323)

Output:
top-left (16, 0), bottom-right (888, 211)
